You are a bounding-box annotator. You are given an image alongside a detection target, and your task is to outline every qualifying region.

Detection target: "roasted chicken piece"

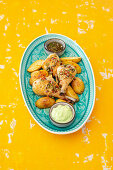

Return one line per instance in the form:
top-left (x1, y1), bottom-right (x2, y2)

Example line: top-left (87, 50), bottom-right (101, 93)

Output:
top-left (42, 53), bottom-right (60, 77)
top-left (57, 64), bottom-right (77, 94)
top-left (29, 70), bottom-right (48, 85)
top-left (32, 75), bottom-right (76, 103)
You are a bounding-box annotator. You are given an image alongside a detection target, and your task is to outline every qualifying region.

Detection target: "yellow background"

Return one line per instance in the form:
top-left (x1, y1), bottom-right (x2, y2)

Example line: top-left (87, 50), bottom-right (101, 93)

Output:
top-left (0, 0), bottom-right (113, 169)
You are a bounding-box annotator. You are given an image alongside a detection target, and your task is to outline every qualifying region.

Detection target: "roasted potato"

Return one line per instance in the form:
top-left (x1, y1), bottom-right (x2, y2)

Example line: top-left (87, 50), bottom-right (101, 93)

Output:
top-left (71, 77), bottom-right (85, 94)
top-left (35, 97), bottom-right (55, 109)
top-left (61, 57), bottom-right (81, 63)
top-left (29, 70), bottom-right (48, 85)
top-left (56, 99), bottom-right (73, 106)
top-left (27, 59), bottom-right (44, 72)
top-left (62, 61), bottom-right (81, 73)
top-left (66, 86), bottom-right (79, 102)
top-left (56, 99), bottom-right (67, 103)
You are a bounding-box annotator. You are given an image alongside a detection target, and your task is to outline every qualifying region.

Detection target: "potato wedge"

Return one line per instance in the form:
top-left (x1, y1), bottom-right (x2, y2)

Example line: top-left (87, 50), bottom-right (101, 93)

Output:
top-left (35, 97), bottom-right (55, 109)
top-left (71, 77), bottom-right (85, 94)
top-left (62, 61), bottom-right (81, 73)
top-left (29, 70), bottom-right (48, 85)
top-left (61, 57), bottom-right (81, 63)
top-left (66, 86), bottom-right (79, 102)
top-left (56, 99), bottom-right (73, 106)
top-left (56, 99), bottom-right (67, 103)
top-left (27, 59), bottom-right (44, 72)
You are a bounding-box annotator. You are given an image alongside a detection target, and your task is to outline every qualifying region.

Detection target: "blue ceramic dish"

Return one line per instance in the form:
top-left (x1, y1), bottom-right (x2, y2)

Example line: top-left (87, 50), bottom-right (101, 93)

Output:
top-left (19, 33), bottom-right (95, 134)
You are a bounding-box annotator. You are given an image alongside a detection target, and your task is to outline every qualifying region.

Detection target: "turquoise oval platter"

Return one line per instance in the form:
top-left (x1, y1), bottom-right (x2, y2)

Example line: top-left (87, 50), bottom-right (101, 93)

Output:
top-left (19, 33), bottom-right (95, 134)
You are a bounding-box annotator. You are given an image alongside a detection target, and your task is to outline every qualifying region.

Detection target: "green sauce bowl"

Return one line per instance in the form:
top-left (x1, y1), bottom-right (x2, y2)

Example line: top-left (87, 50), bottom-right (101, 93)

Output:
top-left (49, 102), bottom-right (75, 128)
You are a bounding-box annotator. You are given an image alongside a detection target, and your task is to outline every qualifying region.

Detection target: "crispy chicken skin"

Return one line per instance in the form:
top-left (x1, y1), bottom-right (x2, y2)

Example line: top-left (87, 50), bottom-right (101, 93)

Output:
top-left (57, 64), bottom-right (77, 94)
top-left (32, 75), bottom-right (77, 102)
top-left (32, 75), bottom-right (64, 98)
top-left (42, 53), bottom-right (60, 77)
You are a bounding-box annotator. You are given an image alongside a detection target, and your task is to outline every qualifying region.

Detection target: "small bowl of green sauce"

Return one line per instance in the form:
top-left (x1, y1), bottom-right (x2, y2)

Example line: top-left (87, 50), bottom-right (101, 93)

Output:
top-left (44, 38), bottom-right (66, 56)
top-left (49, 102), bottom-right (75, 127)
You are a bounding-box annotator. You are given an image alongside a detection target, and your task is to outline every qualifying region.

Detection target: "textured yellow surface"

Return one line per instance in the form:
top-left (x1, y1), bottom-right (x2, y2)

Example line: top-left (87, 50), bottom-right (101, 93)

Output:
top-left (0, 0), bottom-right (113, 169)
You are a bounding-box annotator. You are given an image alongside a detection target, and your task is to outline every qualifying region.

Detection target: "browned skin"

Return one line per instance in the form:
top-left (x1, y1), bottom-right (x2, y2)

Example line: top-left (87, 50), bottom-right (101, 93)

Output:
top-left (32, 75), bottom-right (76, 103)
top-left (57, 64), bottom-right (77, 94)
top-left (29, 70), bottom-right (48, 85)
top-left (32, 75), bottom-right (64, 98)
top-left (42, 53), bottom-right (60, 77)
top-left (35, 97), bottom-right (55, 109)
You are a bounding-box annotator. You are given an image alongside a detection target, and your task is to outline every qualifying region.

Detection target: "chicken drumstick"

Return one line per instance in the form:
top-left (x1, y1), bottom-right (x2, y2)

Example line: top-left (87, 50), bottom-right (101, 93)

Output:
top-left (32, 75), bottom-right (77, 103)
top-left (57, 64), bottom-right (77, 94)
top-left (42, 53), bottom-right (60, 77)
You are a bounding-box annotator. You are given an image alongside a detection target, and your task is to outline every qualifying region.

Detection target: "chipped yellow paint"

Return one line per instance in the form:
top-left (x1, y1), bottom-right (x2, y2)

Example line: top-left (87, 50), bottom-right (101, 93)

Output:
top-left (0, 0), bottom-right (113, 169)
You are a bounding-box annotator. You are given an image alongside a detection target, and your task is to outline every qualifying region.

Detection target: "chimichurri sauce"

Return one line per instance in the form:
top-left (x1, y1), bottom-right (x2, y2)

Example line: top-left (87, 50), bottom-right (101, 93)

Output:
top-left (47, 42), bottom-right (64, 52)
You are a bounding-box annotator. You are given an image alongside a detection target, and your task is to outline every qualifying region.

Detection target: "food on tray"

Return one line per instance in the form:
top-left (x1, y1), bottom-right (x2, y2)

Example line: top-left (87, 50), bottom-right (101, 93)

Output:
top-left (27, 50), bottom-right (84, 109)
top-left (57, 64), bottom-right (76, 94)
top-left (66, 86), bottom-right (79, 102)
top-left (71, 77), bottom-right (85, 94)
top-left (56, 99), bottom-right (67, 103)
top-left (27, 59), bottom-right (44, 72)
top-left (29, 70), bottom-right (48, 85)
top-left (62, 61), bottom-right (81, 74)
top-left (50, 104), bottom-right (73, 123)
top-left (60, 57), bottom-right (81, 63)
top-left (42, 53), bottom-right (60, 77)
top-left (35, 97), bottom-right (55, 109)
top-left (32, 75), bottom-right (76, 103)
top-left (56, 99), bottom-right (73, 106)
